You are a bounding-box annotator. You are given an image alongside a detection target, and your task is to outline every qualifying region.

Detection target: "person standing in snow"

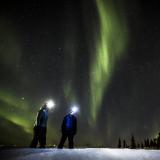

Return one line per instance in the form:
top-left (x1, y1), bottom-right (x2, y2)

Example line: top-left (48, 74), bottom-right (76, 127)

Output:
top-left (30, 103), bottom-right (48, 148)
top-left (58, 110), bottom-right (77, 149)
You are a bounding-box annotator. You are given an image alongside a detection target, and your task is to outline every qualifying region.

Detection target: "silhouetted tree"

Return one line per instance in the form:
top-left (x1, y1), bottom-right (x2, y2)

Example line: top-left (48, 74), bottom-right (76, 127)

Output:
top-left (144, 138), bottom-right (150, 148)
top-left (157, 133), bottom-right (160, 149)
top-left (144, 139), bottom-right (147, 148)
top-left (131, 135), bottom-right (136, 149)
top-left (141, 142), bottom-right (144, 149)
top-left (137, 143), bottom-right (140, 148)
top-left (150, 139), bottom-right (154, 148)
top-left (118, 138), bottom-right (121, 148)
top-left (153, 138), bottom-right (157, 148)
top-left (123, 140), bottom-right (126, 148)
top-left (146, 138), bottom-right (150, 148)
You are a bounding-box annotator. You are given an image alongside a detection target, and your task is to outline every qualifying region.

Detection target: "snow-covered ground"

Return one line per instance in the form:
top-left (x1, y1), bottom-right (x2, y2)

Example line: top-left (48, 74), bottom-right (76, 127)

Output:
top-left (1, 148), bottom-right (160, 160)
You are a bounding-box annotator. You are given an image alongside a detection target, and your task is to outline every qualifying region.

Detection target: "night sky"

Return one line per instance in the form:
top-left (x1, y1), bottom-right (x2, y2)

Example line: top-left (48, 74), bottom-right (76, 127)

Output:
top-left (0, 0), bottom-right (160, 147)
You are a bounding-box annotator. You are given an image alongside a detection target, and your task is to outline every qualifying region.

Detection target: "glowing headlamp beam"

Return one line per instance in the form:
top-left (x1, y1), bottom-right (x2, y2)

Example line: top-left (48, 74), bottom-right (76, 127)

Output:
top-left (46, 100), bottom-right (55, 109)
top-left (71, 105), bottom-right (79, 114)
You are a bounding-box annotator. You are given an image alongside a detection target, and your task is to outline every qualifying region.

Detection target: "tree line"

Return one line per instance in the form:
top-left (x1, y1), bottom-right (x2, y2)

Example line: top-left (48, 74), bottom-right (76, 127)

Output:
top-left (117, 132), bottom-right (160, 149)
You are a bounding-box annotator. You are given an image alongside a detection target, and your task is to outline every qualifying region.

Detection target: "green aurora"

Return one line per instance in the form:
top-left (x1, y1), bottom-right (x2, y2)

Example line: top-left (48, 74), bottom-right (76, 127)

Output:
top-left (0, 0), bottom-right (128, 142)
top-left (0, 0), bottom-right (159, 147)
top-left (89, 0), bottom-right (128, 122)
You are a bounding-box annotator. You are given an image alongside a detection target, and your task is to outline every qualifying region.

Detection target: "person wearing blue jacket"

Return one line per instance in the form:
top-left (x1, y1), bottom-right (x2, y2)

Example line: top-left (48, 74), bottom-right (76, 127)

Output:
top-left (30, 103), bottom-right (48, 148)
top-left (58, 111), bottom-right (77, 149)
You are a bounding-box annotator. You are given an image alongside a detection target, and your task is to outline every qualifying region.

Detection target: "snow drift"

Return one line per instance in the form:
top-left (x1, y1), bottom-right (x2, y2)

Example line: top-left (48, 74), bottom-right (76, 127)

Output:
top-left (1, 148), bottom-right (160, 160)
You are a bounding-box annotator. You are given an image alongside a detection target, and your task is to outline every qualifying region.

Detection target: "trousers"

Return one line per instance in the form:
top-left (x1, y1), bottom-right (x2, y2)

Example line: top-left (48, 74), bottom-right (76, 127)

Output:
top-left (30, 126), bottom-right (47, 148)
top-left (58, 133), bottom-right (74, 148)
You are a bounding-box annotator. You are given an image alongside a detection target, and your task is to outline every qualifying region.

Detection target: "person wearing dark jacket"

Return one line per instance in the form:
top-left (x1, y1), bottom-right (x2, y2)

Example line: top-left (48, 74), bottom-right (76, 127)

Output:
top-left (30, 103), bottom-right (48, 148)
top-left (58, 112), bottom-right (77, 149)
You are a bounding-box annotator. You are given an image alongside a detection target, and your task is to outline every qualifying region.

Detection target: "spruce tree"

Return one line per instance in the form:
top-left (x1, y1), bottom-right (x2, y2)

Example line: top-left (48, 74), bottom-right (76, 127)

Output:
top-left (146, 138), bottom-right (150, 148)
top-left (141, 142), bottom-right (144, 148)
top-left (123, 140), bottom-right (126, 148)
top-left (118, 138), bottom-right (121, 148)
top-left (131, 135), bottom-right (136, 149)
top-left (137, 143), bottom-right (140, 148)
top-left (150, 139), bottom-right (154, 148)
top-left (153, 138), bottom-right (157, 148)
top-left (157, 133), bottom-right (160, 149)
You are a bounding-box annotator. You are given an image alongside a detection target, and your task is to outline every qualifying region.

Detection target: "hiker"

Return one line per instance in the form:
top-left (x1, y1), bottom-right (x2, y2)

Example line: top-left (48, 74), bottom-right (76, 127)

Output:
top-left (58, 107), bottom-right (78, 148)
top-left (30, 101), bottom-right (54, 148)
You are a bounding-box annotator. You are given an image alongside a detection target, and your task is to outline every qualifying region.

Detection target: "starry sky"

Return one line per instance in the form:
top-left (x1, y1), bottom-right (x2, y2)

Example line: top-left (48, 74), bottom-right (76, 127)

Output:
top-left (0, 0), bottom-right (160, 147)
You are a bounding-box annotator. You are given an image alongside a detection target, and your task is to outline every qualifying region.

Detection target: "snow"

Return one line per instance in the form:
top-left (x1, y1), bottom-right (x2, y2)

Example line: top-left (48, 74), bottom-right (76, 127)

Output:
top-left (1, 148), bottom-right (160, 160)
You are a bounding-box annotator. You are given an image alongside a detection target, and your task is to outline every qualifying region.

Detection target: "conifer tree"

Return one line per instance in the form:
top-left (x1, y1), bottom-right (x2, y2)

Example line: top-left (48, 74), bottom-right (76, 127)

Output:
top-left (153, 138), bottom-right (157, 148)
top-left (146, 138), bottom-right (150, 148)
top-left (150, 139), bottom-right (154, 148)
top-left (131, 135), bottom-right (136, 149)
top-left (123, 140), bottom-right (126, 148)
top-left (141, 142), bottom-right (144, 148)
top-left (137, 143), bottom-right (140, 148)
top-left (157, 133), bottom-right (160, 149)
top-left (118, 138), bottom-right (121, 148)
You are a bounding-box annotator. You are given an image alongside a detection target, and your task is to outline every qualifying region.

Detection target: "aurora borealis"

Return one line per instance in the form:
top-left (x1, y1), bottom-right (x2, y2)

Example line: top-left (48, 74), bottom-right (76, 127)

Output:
top-left (89, 0), bottom-right (127, 121)
top-left (0, 0), bottom-right (160, 147)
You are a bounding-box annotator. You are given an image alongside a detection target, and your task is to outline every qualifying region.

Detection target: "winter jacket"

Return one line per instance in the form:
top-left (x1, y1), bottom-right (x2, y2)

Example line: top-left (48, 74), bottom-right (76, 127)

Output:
top-left (35, 108), bottom-right (48, 128)
top-left (61, 114), bottom-right (77, 135)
